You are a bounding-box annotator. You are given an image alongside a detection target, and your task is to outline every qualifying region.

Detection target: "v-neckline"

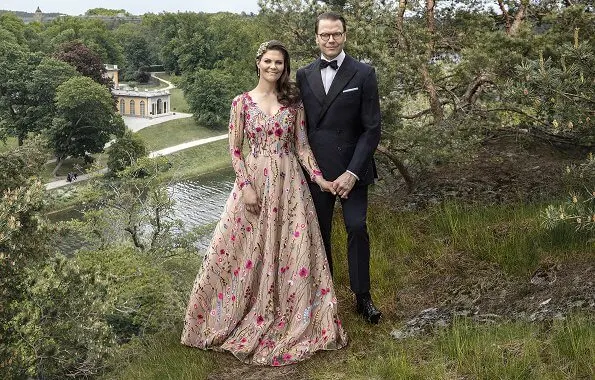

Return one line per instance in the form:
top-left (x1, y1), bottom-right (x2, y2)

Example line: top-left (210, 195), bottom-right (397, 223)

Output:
top-left (245, 92), bottom-right (284, 118)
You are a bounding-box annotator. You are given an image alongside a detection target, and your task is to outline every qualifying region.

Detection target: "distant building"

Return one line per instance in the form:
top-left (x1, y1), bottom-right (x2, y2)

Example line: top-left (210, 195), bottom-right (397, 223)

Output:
top-left (34, 6), bottom-right (42, 22)
top-left (105, 64), bottom-right (172, 118)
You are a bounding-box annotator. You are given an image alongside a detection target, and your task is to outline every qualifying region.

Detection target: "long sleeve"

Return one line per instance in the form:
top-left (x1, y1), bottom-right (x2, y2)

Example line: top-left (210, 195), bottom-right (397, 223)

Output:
top-left (228, 95), bottom-right (251, 189)
top-left (294, 104), bottom-right (322, 181)
top-left (348, 68), bottom-right (381, 178)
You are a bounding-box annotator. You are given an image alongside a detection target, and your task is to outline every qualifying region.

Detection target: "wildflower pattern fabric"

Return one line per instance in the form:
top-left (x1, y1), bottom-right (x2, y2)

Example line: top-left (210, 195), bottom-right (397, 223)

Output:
top-left (181, 92), bottom-right (348, 366)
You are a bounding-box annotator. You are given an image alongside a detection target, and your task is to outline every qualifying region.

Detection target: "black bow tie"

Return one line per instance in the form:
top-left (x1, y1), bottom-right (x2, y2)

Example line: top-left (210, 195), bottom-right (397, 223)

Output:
top-left (320, 59), bottom-right (338, 70)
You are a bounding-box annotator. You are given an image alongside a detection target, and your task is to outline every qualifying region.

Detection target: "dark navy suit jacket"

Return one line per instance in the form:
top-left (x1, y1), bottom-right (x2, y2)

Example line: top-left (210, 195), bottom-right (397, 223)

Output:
top-left (296, 54), bottom-right (381, 186)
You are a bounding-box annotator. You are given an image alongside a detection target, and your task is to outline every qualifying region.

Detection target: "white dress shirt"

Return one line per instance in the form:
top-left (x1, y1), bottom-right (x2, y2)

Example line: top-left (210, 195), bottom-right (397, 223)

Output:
top-left (320, 50), bottom-right (346, 94)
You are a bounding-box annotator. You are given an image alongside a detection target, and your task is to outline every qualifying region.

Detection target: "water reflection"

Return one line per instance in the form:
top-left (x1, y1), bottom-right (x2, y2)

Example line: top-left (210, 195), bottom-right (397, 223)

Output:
top-left (168, 168), bottom-right (235, 248)
top-left (49, 167), bottom-right (236, 253)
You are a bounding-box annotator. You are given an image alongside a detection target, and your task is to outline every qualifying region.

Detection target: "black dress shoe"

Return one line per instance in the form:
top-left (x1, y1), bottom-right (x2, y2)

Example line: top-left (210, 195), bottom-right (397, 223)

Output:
top-left (356, 296), bottom-right (382, 324)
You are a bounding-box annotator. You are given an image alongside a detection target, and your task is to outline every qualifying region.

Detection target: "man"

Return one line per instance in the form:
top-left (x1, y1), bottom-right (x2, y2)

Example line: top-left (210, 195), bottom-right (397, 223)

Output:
top-left (296, 12), bottom-right (382, 324)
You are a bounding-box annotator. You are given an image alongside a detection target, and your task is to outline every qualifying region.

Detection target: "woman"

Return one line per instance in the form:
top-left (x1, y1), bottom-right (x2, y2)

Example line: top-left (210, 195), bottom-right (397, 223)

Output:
top-left (181, 41), bottom-right (348, 366)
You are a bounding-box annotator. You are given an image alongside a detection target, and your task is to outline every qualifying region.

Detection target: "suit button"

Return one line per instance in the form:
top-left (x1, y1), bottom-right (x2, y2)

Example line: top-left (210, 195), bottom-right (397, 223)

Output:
top-left (337, 147), bottom-right (342, 151)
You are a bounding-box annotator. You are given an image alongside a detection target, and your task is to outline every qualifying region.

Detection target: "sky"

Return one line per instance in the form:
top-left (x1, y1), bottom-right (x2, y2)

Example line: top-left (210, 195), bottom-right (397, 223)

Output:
top-left (1, 0), bottom-right (261, 15)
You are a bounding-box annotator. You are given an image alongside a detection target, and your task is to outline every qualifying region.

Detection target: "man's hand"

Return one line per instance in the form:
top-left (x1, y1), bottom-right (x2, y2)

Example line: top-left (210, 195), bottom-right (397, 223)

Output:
top-left (332, 171), bottom-right (357, 199)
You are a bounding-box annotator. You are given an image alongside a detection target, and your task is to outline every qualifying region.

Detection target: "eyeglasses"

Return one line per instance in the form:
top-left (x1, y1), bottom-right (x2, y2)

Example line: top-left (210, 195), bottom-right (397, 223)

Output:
top-left (317, 32), bottom-right (345, 42)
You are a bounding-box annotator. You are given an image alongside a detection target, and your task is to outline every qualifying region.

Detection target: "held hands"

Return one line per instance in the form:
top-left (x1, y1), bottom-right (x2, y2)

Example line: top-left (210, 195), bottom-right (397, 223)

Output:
top-left (316, 177), bottom-right (337, 195)
top-left (332, 171), bottom-right (357, 199)
top-left (243, 185), bottom-right (261, 215)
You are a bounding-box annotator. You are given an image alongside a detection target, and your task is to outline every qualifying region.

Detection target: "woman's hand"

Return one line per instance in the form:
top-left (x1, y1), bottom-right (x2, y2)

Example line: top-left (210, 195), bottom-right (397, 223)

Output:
top-left (243, 185), bottom-right (261, 214)
top-left (316, 177), bottom-right (337, 195)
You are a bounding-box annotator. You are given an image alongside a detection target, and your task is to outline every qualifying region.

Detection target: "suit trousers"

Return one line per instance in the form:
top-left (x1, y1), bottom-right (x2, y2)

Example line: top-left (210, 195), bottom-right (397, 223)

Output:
top-left (308, 183), bottom-right (371, 294)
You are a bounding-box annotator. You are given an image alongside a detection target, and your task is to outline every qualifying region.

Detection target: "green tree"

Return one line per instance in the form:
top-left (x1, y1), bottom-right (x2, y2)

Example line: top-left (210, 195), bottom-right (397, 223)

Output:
top-left (106, 130), bottom-right (148, 173)
top-left (0, 41), bottom-right (42, 145)
top-left (49, 76), bottom-right (125, 174)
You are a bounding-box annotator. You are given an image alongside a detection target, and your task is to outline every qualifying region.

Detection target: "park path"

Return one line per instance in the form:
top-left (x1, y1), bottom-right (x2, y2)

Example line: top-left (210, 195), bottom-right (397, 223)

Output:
top-left (45, 73), bottom-right (227, 190)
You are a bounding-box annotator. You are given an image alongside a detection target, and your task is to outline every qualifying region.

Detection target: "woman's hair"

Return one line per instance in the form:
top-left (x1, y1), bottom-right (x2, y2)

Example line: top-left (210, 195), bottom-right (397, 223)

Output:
top-left (255, 40), bottom-right (301, 106)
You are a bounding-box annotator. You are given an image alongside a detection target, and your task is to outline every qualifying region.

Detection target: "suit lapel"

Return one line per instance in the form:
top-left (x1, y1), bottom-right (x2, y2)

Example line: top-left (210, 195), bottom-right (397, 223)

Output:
top-left (319, 55), bottom-right (357, 121)
top-left (305, 58), bottom-right (325, 106)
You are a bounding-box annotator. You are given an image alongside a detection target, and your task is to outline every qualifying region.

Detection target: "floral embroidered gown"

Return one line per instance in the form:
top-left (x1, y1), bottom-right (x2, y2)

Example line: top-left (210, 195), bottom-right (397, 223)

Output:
top-left (181, 92), bottom-right (348, 366)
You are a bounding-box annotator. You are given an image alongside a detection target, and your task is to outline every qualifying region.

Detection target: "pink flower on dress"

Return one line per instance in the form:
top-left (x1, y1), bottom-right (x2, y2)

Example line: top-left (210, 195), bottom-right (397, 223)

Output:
top-left (282, 353), bottom-right (292, 361)
top-left (274, 128), bottom-right (283, 137)
top-left (229, 123), bottom-right (234, 130)
top-left (232, 295), bottom-right (236, 301)
top-left (233, 268), bottom-right (239, 276)
top-left (272, 357), bottom-right (280, 366)
top-left (218, 292), bottom-right (223, 300)
top-left (293, 231), bottom-right (300, 238)
top-left (246, 226), bottom-right (252, 232)
top-left (264, 168), bottom-right (268, 176)
top-left (231, 235), bottom-right (236, 241)
top-left (277, 320), bottom-right (285, 329)
top-left (220, 249), bottom-right (225, 255)
top-left (245, 260), bottom-right (253, 269)
top-left (273, 207), bottom-right (277, 213)
top-left (321, 288), bottom-right (329, 295)
top-left (256, 315), bottom-right (264, 326)
top-left (299, 267), bottom-right (309, 277)
top-left (233, 148), bottom-right (241, 157)
top-left (322, 329), bottom-right (327, 335)
top-left (256, 126), bottom-right (262, 132)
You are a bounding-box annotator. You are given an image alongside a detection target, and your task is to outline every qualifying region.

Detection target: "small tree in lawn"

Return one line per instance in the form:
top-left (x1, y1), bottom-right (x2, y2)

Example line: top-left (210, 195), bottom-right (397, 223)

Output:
top-left (49, 76), bottom-right (125, 175)
top-left (106, 130), bottom-right (148, 173)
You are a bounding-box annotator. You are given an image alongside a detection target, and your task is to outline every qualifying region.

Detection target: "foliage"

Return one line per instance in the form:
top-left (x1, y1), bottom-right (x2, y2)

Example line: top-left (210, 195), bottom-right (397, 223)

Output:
top-left (181, 68), bottom-right (240, 129)
top-left (74, 156), bottom-right (184, 254)
top-left (49, 76), bottom-right (125, 163)
top-left (543, 153), bottom-right (595, 233)
top-left (3, 255), bottom-right (115, 379)
top-left (86, 8), bottom-right (131, 17)
top-left (113, 22), bottom-right (158, 82)
top-left (53, 39), bottom-right (113, 87)
top-left (75, 246), bottom-right (183, 343)
top-left (107, 130), bottom-right (148, 173)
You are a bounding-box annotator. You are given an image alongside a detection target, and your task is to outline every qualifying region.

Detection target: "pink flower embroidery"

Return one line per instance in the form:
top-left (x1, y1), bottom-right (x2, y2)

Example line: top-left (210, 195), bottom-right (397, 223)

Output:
top-left (256, 126), bottom-right (262, 132)
top-left (245, 260), bottom-right (253, 269)
top-left (229, 123), bottom-right (234, 130)
top-left (231, 235), bottom-right (236, 241)
top-left (293, 231), bottom-right (300, 238)
top-left (219, 249), bottom-right (225, 255)
top-left (246, 226), bottom-right (252, 232)
top-left (278, 320), bottom-right (285, 329)
top-left (218, 292), bottom-right (223, 300)
top-left (282, 353), bottom-right (292, 361)
top-left (233, 148), bottom-right (241, 157)
top-left (274, 128), bottom-right (283, 137)
top-left (233, 268), bottom-right (239, 276)
top-left (272, 357), bottom-right (280, 366)
top-left (321, 288), bottom-right (329, 295)
top-left (232, 295), bottom-right (236, 301)
top-left (273, 207), bottom-right (277, 213)
top-left (256, 315), bottom-right (264, 326)
top-left (299, 267), bottom-right (309, 277)
top-left (264, 168), bottom-right (268, 176)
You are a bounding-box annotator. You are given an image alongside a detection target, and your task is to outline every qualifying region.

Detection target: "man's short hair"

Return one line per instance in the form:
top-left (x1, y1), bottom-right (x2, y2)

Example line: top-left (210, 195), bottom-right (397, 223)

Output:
top-left (315, 12), bottom-right (347, 34)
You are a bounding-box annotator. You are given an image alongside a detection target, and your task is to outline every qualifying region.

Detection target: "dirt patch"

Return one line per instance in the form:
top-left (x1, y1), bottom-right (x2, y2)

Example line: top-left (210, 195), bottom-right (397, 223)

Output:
top-left (375, 133), bottom-right (584, 208)
top-left (391, 253), bottom-right (594, 339)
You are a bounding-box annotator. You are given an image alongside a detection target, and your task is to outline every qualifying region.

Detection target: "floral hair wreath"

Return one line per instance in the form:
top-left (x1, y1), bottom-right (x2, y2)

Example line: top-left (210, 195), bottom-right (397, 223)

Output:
top-left (256, 41), bottom-right (270, 58)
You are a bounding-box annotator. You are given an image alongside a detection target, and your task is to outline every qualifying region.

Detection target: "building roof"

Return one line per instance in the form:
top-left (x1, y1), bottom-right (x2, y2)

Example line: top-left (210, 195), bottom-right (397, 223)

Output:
top-left (112, 89), bottom-right (170, 98)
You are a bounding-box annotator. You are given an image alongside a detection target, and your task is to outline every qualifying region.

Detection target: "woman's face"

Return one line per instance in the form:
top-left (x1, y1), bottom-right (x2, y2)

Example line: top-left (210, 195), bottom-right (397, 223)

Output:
top-left (257, 49), bottom-right (285, 83)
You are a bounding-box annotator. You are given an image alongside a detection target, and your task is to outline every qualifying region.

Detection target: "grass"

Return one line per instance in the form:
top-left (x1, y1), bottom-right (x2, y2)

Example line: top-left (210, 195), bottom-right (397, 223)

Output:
top-left (135, 118), bottom-right (224, 151)
top-left (162, 139), bottom-right (231, 180)
top-left (104, 202), bottom-right (594, 380)
top-left (170, 88), bottom-right (190, 113)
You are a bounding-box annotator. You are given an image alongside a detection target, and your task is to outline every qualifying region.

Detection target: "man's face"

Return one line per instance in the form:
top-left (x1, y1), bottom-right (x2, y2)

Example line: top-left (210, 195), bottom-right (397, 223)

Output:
top-left (315, 19), bottom-right (346, 60)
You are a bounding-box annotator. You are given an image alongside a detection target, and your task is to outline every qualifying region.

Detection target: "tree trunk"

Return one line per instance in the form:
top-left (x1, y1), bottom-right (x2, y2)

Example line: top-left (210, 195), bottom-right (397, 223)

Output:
top-left (497, 0), bottom-right (512, 34)
top-left (376, 144), bottom-right (414, 192)
top-left (52, 159), bottom-right (64, 177)
top-left (509, 0), bottom-right (529, 37)
top-left (422, 0), bottom-right (443, 124)
top-left (396, 0), bottom-right (409, 50)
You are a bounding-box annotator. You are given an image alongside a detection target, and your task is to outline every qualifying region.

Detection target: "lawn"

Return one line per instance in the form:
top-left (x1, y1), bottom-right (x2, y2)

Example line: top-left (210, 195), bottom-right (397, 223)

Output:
top-left (135, 118), bottom-right (225, 151)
